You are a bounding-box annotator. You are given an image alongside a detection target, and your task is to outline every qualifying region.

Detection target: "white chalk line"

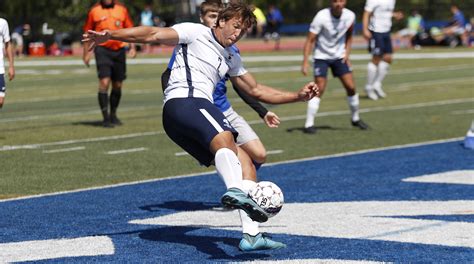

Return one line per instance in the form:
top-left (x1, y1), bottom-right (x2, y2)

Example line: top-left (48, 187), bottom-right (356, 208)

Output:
top-left (1, 98), bottom-right (471, 152)
top-left (106, 147), bottom-right (147, 155)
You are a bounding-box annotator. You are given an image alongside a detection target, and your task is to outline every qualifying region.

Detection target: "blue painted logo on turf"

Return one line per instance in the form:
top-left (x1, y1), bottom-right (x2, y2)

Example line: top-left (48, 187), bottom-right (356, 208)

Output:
top-left (0, 141), bottom-right (473, 262)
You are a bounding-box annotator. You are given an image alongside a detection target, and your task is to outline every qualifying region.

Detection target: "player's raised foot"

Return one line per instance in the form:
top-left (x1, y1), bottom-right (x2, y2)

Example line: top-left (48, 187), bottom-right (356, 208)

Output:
top-left (110, 114), bottom-right (123, 126)
top-left (221, 187), bottom-right (268, 223)
top-left (239, 233), bottom-right (286, 251)
top-left (352, 119), bottom-right (370, 130)
top-left (303, 126), bottom-right (317, 134)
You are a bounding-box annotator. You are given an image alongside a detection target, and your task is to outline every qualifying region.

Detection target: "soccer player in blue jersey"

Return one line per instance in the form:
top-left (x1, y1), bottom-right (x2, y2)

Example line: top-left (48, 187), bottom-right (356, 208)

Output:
top-left (83, 1), bottom-right (319, 251)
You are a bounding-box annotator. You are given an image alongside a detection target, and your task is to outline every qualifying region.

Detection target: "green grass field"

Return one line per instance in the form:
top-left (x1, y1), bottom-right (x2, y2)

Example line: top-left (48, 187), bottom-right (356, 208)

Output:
top-left (1, 47), bottom-right (473, 199)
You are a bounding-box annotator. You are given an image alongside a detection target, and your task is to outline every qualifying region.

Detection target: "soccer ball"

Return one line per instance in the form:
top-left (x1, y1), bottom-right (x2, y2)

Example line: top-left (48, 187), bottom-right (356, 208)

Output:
top-left (249, 181), bottom-right (284, 217)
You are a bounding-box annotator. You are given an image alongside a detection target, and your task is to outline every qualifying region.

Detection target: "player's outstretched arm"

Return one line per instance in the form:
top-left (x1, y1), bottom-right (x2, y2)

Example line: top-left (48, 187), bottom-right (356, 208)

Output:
top-left (230, 72), bottom-right (319, 104)
top-left (301, 32), bottom-right (317, 76)
top-left (82, 26), bottom-right (179, 51)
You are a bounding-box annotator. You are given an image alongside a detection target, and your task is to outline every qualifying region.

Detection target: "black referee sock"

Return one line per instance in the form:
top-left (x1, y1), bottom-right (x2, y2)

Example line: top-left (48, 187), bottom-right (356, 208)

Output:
top-left (110, 89), bottom-right (122, 116)
top-left (98, 91), bottom-right (109, 120)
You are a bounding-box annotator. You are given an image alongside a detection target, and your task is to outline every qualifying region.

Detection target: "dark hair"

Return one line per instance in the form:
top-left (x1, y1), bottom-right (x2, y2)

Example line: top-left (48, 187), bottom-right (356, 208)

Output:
top-left (217, 1), bottom-right (256, 29)
top-left (201, 0), bottom-right (223, 16)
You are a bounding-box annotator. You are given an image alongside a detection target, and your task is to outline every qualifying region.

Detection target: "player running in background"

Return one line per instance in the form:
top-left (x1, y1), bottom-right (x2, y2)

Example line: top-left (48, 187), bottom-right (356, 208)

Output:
top-left (83, 0), bottom-right (137, 127)
top-left (363, 0), bottom-right (403, 100)
top-left (301, 0), bottom-right (369, 134)
top-left (162, 0), bottom-right (283, 251)
top-left (0, 17), bottom-right (15, 108)
top-left (83, 1), bottom-right (319, 251)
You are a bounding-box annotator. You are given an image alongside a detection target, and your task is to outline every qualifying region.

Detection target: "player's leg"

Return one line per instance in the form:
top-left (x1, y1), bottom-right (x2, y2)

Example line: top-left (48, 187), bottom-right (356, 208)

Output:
top-left (98, 77), bottom-right (112, 127)
top-left (338, 72), bottom-right (370, 130)
top-left (94, 46), bottom-right (114, 127)
top-left (0, 74), bottom-right (5, 108)
top-left (366, 32), bottom-right (384, 100)
top-left (162, 98), bottom-right (268, 223)
top-left (235, 146), bottom-right (286, 251)
top-left (373, 33), bottom-right (393, 98)
top-left (110, 81), bottom-right (123, 125)
top-left (225, 107), bottom-right (267, 168)
top-left (110, 48), bottom-right (127, 125)
top-left (304, 60), bottom-right (327, 134)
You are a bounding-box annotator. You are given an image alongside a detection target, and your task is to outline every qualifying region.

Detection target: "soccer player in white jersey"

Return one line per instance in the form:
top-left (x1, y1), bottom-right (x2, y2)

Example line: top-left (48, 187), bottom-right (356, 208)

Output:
top-left (363, 0), bottom-right (403, 100)
top-left (0, 18), bottom-right (15, 108)
top-left (301, 0), bottom-right (369, 134)
top-left (83, 1), bottom-right (319, 251)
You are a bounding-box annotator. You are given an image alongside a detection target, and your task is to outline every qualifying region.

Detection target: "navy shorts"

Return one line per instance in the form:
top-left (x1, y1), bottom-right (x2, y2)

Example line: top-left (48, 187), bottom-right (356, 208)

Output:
top-left (0, 74), bottom-right (5, 96)
top-left (94, 46), bottom-right (127, 81)
top-left (313, 59), bottom-right (351, 78)
top-left (368, 31), bottom-right (393, 56)
top-left (162, 97), bottom-right (238, 167)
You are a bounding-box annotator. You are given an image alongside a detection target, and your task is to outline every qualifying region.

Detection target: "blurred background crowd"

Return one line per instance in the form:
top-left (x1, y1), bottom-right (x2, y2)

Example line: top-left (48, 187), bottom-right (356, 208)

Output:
top-left (0, 0), bottom-right (473, 57)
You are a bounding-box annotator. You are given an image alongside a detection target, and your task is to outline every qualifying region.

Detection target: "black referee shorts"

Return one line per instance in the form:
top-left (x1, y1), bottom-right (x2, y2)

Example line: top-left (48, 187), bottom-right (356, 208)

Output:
top-left (94, 46), bottom-right (127, 81)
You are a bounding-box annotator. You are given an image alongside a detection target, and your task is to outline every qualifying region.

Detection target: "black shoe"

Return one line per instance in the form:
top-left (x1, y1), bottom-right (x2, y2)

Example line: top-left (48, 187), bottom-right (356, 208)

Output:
top-left (303, 126), bottom-right (317, 134)
top-left (110, 115), bottom-right (122, 126)
top-left (102, 118), bottom-right (114, 128)
top-left (351, 119), bottom-right (370, 130)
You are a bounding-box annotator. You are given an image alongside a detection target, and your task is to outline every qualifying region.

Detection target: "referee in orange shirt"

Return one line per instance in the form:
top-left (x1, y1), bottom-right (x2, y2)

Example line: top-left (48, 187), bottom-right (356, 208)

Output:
top-left (83, 0), bottom-right (136, 127)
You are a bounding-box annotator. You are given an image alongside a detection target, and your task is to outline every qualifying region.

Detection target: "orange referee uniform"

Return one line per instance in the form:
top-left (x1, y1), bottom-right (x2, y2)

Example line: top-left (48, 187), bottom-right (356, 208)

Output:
top-left (83, 2), bottom-right (134, 50)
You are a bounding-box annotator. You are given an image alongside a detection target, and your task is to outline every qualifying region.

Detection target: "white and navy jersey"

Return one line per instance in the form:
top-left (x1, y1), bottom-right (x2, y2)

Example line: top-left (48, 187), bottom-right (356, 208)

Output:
top-left (164, 23), bottom-right (247, 103)
top-left (309, 8), bottom-right (355, 60)
top-left (365, 0), bottom-right (396, 33)
top-left (0, 18), bottom-right (11, 75)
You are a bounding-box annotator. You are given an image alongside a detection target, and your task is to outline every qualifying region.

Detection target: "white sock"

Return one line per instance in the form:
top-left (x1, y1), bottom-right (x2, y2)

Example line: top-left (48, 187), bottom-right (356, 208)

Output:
top-left (304, 97), bottom-right (321, 128)
top-left (374, 61), bottom-right (390, 87)
top-left (366, 62), bottom-right (377, 90)
top-left (347, 94), bottom-right (360, 122)
top-left (239, 180), bottom-right (259, 236)
top-left (215, 148), bottom-right (243, 190)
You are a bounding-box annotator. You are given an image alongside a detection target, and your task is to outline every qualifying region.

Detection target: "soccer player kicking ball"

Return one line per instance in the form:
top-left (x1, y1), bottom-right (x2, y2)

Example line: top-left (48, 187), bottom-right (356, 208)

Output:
top-left (83, 1), bottom-right (319, 251)
top-left (162, 0), bottom-right (283, 251)
top-left (301, 0), bottom-right (369, 134)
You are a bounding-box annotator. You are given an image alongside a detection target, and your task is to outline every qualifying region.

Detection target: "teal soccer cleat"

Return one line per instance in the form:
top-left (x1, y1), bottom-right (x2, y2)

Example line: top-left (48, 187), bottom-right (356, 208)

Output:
top-left (221, 187), bottom-right (268, 223)
top-left (239, 233), bottom-right (286, 251)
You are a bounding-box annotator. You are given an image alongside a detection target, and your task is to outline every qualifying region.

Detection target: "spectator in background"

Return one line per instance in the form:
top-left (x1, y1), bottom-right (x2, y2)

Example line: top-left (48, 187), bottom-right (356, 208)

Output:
top-left (10, 23), bottom-right (30, 57)
top-left (140, 3), bottom-right (157, 53)
top-left (83, 0), bottom-right (136, 127)
top-left (443, 4), bottom-right (467, 46)
top-left (396, 9), bottom-right (424, 48)
top-left (264, 4), bottom-right (283, 50)
top-left (0, 17), bottom-right (15, 108)
top-left (250, 4), bottom-right (266, 38)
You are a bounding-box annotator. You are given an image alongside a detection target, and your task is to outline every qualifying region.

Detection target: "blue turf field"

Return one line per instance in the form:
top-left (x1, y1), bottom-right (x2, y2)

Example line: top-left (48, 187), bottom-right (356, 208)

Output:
top-left (1, 140), bottom-right (473, 263)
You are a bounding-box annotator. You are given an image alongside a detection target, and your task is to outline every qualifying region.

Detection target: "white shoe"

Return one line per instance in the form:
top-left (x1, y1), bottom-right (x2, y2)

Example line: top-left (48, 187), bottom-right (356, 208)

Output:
top-left (365, 85), bottom-right (378, 100)
top-left (373, 82), bottom-right (386, 98)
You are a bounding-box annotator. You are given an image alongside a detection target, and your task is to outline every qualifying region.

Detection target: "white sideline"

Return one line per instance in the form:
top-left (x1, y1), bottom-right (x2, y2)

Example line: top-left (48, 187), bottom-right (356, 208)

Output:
top-left (1, 98), bottom-right (472, 152)
top-left (0, 137), bottom-right (463, 203)
top-left (8, 52), bottom-right (474, 67)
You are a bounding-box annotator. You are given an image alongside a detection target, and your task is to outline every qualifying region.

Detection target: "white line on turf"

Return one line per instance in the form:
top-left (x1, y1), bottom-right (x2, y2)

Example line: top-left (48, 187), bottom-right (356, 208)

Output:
top-left (0, 236), bottom-right (114, 262)
top-left (451, 109), bottom-right (474, 115)
top-left (42, 146), bottom-right (85, 154)
top-left (106, 147), bottom-right (147, 155)
top-left (1, 98), bottom-right (472, 152)
top-left (7, 52), bottom-right (474, 67)
top-left (0, 132), bottom-right (162, 151)
top-left (0, 137), bottom-right (463, 202)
